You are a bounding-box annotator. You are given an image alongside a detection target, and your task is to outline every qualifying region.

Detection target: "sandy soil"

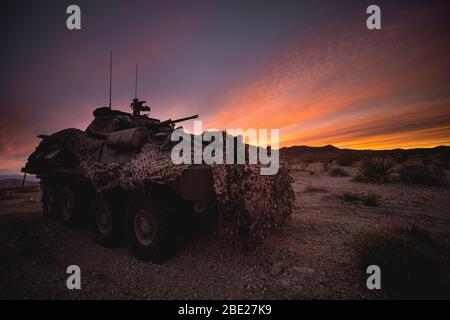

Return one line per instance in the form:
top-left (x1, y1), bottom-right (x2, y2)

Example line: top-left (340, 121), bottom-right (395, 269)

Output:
top-left (1, 162), bottom-right (449, 299)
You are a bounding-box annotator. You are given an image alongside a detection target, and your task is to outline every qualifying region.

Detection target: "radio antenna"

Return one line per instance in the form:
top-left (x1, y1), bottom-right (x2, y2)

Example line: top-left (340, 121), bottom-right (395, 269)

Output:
top-left (109, 51), bottom-right (113, 109)
top-left (134, 62), bottom-right (138, 99)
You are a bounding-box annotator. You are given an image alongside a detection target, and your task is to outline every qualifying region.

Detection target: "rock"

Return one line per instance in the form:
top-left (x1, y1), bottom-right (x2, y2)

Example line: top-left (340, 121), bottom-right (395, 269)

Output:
top-left (270, 262), bottom-right (284, 276)
top-left (292, 266), bottom-right (316, 275)
top-left (279, 279), bottom-right (290, 288)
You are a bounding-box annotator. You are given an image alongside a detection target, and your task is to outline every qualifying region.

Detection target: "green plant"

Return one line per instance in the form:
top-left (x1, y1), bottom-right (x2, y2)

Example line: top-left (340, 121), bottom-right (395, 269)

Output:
top-left (358, 157), bottom-right (393, 183)
top-left (363, 191), bottom-right (379, 207)
top-left (349, 225), bottom-right (450, 299)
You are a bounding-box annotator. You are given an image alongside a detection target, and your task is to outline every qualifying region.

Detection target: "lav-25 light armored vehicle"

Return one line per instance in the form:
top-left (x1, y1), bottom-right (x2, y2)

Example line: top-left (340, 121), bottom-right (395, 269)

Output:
top-left (23, 97), bottom-right (294, 261)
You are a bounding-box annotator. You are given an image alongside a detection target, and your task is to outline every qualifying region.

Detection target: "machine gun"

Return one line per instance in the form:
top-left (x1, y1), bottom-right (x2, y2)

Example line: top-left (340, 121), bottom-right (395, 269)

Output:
top-left (131, 98), bottom-right (151, 116)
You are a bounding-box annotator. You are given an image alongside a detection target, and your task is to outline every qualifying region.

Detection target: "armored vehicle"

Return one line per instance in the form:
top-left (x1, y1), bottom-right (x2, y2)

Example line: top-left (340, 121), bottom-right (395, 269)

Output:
top-left (23, 98), bottom-right (294, 261)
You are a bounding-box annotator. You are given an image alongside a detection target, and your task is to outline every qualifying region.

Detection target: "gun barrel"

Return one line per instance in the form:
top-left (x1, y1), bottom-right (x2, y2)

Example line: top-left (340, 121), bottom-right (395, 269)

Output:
top-left (159, 114), bottom-right (199, 126)
top-left (170, 114), bottom-right (199, 124)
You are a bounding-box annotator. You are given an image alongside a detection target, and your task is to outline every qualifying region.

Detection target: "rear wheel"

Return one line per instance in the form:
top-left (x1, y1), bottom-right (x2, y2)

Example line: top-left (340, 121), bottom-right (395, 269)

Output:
top-left (61, 184), bottom-right (79, 226)
top-left (94, 193), bottom-right (125, 247)
top-left (41, 182), bottom-right (60, 219)
top-left (129, 198), bottom-right (171, 262)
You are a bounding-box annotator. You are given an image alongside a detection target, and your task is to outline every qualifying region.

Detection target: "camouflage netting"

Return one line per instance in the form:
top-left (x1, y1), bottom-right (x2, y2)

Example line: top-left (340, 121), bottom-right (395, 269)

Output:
top-left (39, 129), bottom-right (295, 246)
top-left (212, 163), bottom-right (293, 246)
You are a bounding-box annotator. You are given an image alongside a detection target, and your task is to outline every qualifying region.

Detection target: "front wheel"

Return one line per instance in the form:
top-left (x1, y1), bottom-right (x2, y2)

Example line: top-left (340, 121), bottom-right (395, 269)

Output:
top-left (129, 199), bottom-right (171, 262)
top-left (94, 194), bottom-right (125, 247)
top-left (60, 184), bottom-right (80, 226)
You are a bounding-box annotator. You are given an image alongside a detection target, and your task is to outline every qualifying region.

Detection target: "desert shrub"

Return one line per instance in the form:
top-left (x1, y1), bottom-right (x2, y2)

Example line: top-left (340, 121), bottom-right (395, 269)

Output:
top-left (322, 159), bottom-right (332, 172)
top-left (13, 185), bottom-right (40, 193)
top-left (357, 157), bottom-right (393, 183)
top-left (341, 191), bottom-right (379, 207)
top-left (336, 154), bottom-right (359, 166)
top-left (351, 175), bottom-right (364, 182)
top-left (342, 191), bottom-right (360, 202)
top-left (299, 159), bottom-right (312, 171)
top-left (329, 167), bottom-right (349, 177)
top-left (0, 190), bottom-right (16, 201)
top-left (350, 225), bottom-right (450, 299)
top-left (431, 163), bottom-right (446, 177)
top-left (304, 182), bottom-right (327, 193)
top-left (393, 154), bottom-right (408, 163)
top-left (421, 156), bottom-right (432, 166)
top-left (363, 191), bottom-right (379, 207)
top-left (437, 161), bottom-right (450, 170)
top-left (0, 186), bottom-right (40, 201)
top-left (438, 152), bottom-right (450, 169)
top-left (398, 164), bottom-right (446, 186)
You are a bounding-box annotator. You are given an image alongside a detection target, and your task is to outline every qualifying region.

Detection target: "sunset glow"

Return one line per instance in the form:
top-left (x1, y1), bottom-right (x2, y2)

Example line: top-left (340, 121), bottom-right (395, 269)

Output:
top-left (1, 0), bottom-right (449, 174)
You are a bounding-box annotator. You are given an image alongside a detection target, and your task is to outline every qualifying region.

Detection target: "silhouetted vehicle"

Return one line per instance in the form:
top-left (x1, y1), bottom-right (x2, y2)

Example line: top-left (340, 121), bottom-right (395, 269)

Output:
top-left (23, 97), bottom-right (294, 261)
top-left (22, 99), bottom-right (214, 261)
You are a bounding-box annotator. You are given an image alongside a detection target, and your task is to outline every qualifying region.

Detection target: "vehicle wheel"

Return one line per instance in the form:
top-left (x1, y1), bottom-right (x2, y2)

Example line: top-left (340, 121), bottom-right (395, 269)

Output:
top-left (61, 184), bottom-right (80, 226)
top-left (94, 194), bottom-right (124, 247)
top-left (41, 182), bottom-right (60, 219)
top-left (130, 199), bottom-right (171, 262)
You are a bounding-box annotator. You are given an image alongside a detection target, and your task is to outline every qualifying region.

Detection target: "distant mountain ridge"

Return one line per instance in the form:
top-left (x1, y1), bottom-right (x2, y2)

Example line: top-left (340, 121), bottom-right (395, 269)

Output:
top-left (0, 174), bottom-right (40, 189)
top-left (0, 145), bottom-right (448, 186)
top-left (280, 145), bottom-right (450, 161)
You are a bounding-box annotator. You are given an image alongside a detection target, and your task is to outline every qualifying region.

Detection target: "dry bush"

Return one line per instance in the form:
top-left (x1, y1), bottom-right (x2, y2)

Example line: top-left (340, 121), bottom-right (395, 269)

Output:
top-left (357, 157), bottom-right (393, 183)
top-left (336, 154), bottom-right (359, 166)
top-left (341, 191), bottom-right (379, 207)
top-left (0, 190), bottom-right (16, 201)
top-left (349, 225), bottom-right (450, 299)
top-left (393, 154), bottom-right (408, 163)
top-left (398, 164), bottom-right (446, 186)
top-left (322, 159), bottom-right (332, 172)
top-left (438, 152), bottom-right (450, 169)
top-left (304, 182), bottom-right (327, 193)
top-left (299, 159), bottom-right (312, 171)
top-left (363, 191), bottom-right (379, 207)
top-left (12, 185), bottom-right (40, 193)
top-left (0, 186), bottom-right (40, 201)
top-left (329, 167), bottom-right (349, 177)
top-left (421, 156), bottom-right (432, 166)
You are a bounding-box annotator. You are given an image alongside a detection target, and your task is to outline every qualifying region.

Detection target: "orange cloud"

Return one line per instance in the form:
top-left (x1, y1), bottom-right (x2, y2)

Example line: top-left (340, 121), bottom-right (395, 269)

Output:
top-left (203, 9), bottom-right (450, 150)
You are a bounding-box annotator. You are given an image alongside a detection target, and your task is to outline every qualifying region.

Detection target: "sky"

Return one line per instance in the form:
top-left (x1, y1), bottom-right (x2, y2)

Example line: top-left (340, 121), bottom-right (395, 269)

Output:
top-left (1, 0), bottom-right (450, 174)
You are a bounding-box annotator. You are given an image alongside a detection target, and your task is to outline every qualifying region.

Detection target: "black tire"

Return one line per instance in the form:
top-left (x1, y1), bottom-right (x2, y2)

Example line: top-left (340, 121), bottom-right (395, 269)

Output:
top-left (94, 193), bottom-right (125, 247)
top-left (41, 181), bottom-right (60, 219)
top-left (60, 184), bottom-right (81, 226)
top-left (129, 197), bottom-right (172, 262)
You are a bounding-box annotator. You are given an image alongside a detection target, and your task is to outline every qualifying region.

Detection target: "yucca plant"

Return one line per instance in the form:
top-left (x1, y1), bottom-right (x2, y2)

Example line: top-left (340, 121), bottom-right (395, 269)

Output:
top-left (358, 157), bottom-right (393, 183)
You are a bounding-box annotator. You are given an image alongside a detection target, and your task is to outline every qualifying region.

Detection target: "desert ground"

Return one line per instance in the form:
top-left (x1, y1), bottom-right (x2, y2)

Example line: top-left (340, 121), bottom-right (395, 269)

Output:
top-left (1, 157), bottom-right (449, 299)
